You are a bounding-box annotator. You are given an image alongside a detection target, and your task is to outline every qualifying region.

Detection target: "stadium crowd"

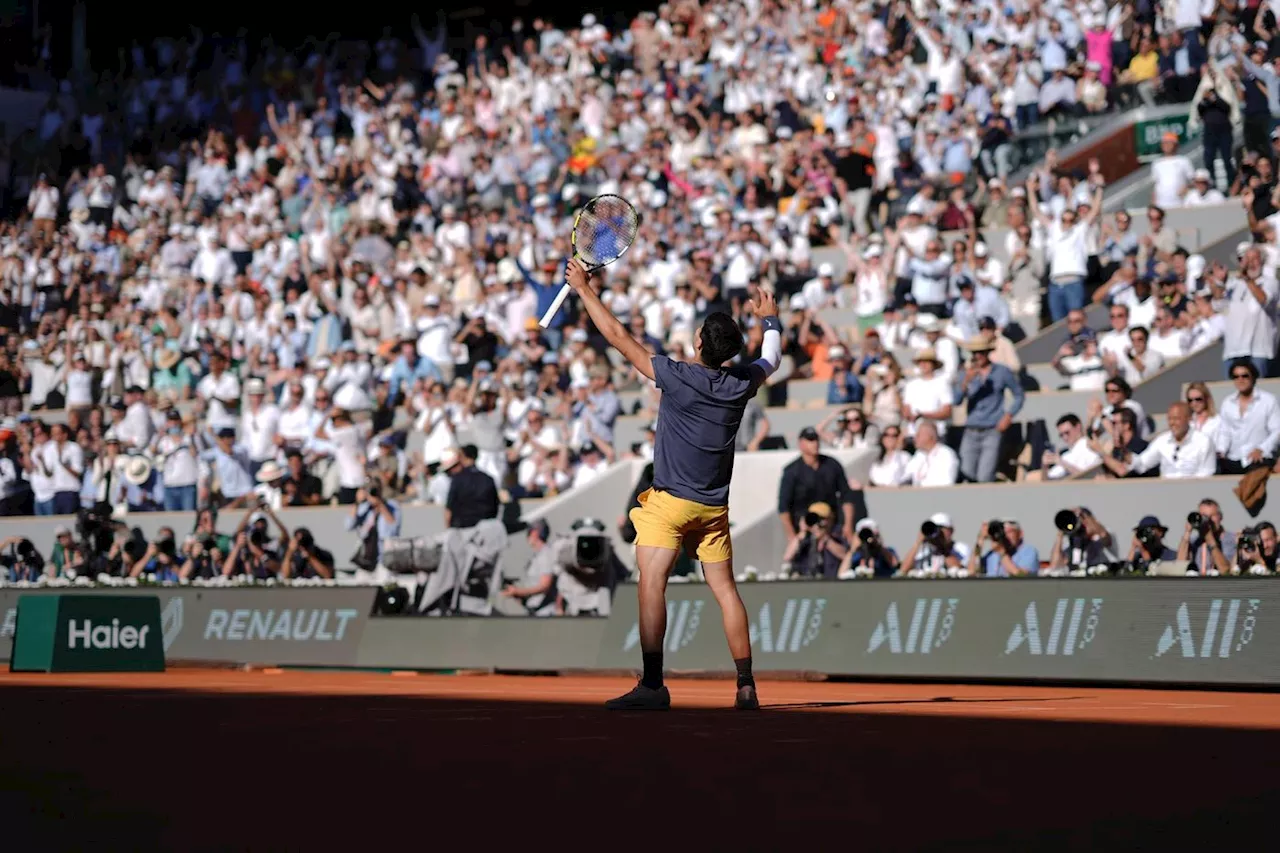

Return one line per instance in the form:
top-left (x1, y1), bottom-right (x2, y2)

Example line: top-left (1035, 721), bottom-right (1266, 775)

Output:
top-left (0, 0), bottom-right (1274, 597)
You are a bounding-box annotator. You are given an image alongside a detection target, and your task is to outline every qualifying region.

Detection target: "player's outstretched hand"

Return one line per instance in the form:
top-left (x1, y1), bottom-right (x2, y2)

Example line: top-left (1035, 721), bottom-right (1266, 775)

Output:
top-left (748, 288), bottom-right (777, 318)
top-left (566, 258), bottom-right (590, 292)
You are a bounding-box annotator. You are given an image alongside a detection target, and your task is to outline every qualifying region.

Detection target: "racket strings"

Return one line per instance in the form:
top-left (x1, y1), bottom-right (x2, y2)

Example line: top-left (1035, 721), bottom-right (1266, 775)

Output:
top-left (574, 196), bottom-right (640, 268)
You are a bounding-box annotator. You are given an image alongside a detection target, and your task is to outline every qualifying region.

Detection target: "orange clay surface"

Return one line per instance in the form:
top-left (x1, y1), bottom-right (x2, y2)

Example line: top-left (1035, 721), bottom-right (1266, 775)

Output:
top-left (1, 669), bottom-right (1277, 851)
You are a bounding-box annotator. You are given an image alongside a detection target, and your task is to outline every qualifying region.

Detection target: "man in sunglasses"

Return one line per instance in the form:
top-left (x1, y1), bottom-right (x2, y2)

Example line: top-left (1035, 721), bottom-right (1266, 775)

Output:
top-left (1215, 358), bottom-right (1280, 475)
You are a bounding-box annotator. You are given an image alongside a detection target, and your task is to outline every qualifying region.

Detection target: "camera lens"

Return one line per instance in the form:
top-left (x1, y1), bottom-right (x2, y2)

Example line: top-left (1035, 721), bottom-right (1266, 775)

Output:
top-left (921, 520), bottom-right (938, 538)
top-left (987, 519), bottom-right (1005, 539)
top-left (1054, 510), bottom-right (1079, 533)
top-left (1188, 511), bottom-right (1203, 528)
top-left (805, 512), bottom-right (821, 527)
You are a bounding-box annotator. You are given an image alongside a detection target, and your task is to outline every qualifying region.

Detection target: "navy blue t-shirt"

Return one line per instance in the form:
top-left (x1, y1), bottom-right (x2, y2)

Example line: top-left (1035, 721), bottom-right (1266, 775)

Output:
top-left (650, 355), bottom-right (759, 507)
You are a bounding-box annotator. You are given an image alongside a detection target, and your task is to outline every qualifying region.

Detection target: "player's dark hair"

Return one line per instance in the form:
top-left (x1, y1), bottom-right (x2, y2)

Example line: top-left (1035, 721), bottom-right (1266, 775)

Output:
top-left (699, 312), bottom-right (744, 369)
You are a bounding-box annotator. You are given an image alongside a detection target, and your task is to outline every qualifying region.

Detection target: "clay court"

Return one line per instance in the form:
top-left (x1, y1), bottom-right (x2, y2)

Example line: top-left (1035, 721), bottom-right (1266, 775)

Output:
top-left (2, 669), bottom-right (1277, 851)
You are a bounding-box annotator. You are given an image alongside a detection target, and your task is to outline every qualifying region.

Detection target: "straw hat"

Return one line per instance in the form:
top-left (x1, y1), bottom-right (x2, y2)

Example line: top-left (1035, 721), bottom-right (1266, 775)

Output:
top-left (123, 456), bottom-right (153, 485)
top-left (255, 461), bottom-right (285, 483)
top-left (963, 336), bottom-right (996, 353)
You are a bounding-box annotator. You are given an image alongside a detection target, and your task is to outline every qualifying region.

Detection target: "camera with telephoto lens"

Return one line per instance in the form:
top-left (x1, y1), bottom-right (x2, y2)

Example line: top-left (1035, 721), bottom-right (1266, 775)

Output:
top-left (858, 527), bottom-right (880, 549)
top-left (1135, 525), bottom-right (1164, 554)
top-left (805, 510), bottom-right (824, 528)
top-left (987, 519), bottom-right (1010, 552)
top-left (1240, 527), bottom-right (1260, 552)
top-left (1187, 511), bottom-right (1209, 536)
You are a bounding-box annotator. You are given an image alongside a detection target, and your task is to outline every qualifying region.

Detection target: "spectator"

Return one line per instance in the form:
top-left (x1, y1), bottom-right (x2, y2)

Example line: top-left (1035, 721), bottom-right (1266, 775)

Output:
top-left (904, 421), bottom-right (959, 488)
top-left (1220, 247), bottom-right (1277, 379)
top-left (953, 337), bottom-right (1023, 483)
top-left (867, 425), bottom-right (911, 488)
top-left (901, 349), bottom-right (952, 442)
top-left (1215, 358), bottom-right (1280, 474)
top-left (1043, 413), bottom-right (1103, 480)
top-left (1114, 402), bottom-right (1216, 479)
top-left (444, 445), bottom-right (499, 530)
top-left (1185, 381), bottom-right (1221, 446)
top-left (777, 427), bottom-right (859, 547)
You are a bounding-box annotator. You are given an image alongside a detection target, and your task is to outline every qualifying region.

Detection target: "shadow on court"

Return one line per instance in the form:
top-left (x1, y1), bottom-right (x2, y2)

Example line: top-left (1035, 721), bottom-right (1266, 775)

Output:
top-left (0, 683), bottom-right (1276, 852)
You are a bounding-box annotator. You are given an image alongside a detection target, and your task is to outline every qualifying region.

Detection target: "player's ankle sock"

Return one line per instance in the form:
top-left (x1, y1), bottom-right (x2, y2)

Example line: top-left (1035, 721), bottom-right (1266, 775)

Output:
top-left (641, 652), bottom-right (664, 689)
top-left (735, 656), bottom-right (755, 689)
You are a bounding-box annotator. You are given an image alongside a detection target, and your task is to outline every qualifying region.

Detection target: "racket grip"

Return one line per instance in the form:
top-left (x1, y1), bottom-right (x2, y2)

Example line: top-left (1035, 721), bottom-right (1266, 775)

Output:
top-left (539, 283), bottom-right (573, 328)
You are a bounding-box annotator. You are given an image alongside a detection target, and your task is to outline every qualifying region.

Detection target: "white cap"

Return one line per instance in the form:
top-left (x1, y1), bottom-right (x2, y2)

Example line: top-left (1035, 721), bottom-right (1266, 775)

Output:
top-left (863, 244), bottom-right (883, 259)
top-left (791, 294), bottom-right (808, 311)
top-left (856, 518), bottom-right (878, 533)
top-left (929, 512), bottom-right (953, 528)
top-left (827, 345), bottom-right (848, 360)
top-left (424, 293), bottom-right (441, 306)
top-left (1193, 168), bottom-right (1211, 181)
top-left (973, 242), bottom-right (989, 258)
top-left (818, 262), bottom-right (834, 278)
top-left (569, 329), bottom-right (589, 342)
top-left (244, 378), bottom-right (266, 395)
top-left (917, 313), bottom-right (940, 332)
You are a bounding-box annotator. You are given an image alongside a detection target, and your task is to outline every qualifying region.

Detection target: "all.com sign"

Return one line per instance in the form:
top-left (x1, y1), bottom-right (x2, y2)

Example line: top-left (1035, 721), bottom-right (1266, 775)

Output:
top-left (622, 597), bottom-right (827, 656)
top-left (866, 598), bottom-right (959, 655)
top-left (1004, 598), bottom-right (1104, 656)
top-left (1152, 599), bottom-right (1261, 660)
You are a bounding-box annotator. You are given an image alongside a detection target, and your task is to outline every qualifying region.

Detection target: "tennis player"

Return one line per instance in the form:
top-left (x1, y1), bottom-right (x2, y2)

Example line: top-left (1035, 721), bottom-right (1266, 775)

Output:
top-left (564, 258), bottom-right (782, 710)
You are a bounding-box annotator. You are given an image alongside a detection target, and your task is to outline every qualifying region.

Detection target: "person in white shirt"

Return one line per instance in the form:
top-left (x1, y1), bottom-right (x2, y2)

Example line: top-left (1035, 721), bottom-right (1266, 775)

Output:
top-left (64, 352), bottom-right (95, 410)
top-left (116, 385), bottom-right (155, 450)
top-left (240, 378), bottom-right (282, 475)
top-left (196, 351), bottom-right (242, 428)
top-left (867, 425), bottom-right (911, 487)
top-left (1043, 413), bottom-right (1102, 480)
top-left (39, 423), bottom-right (84, 514)
top-left (904, 422), bottom-right (959, 487)
top-left (1108, 402), bottom-right (1216, 479)
top-left (1054, 337), bottom-right (1109, 391)
top-left (1096, 303), bottom-right (1132, 364)
top-left (155, 410), bottom-right (200, 511)
top-left (1113, 325), bottom-right (1165, 385)
top-left (1148, 307), bottom-right (1188, 361)
top-left (901, 348), bottom-right (953, 440)
top-left (316, 409), bottom-right (371, 504)
top-left (27, 173), bottom-right (60, 239)
top-left (571, 442), bottom-right (610, 488)
top-left (1215, 358), bottom-right (1280, 474)
top-left (1028, 175), bottom-right (1103, 322)
top-left (1184, 381), bottom-right (1221, 448)
top-left (1149, 132), bottom-right (1195, 209)
top-left (1183, 168), bottom-right (1225, 206)
top-left (1220, 247), bottom-right (1277, 380)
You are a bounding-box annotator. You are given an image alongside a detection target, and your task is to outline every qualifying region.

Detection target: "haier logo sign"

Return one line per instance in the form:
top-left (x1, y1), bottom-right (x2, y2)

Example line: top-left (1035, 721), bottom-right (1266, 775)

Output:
top-left (1152, 599), bottom-right (1261, 659)
top-left (623, 598), bottom-right (826, 655)
top-left (67, 618), bottom-right (152, 650)
top-left (1004, 598), bottom-right (1103, 656)
top-left (866, 598), bottom-right (958, 655)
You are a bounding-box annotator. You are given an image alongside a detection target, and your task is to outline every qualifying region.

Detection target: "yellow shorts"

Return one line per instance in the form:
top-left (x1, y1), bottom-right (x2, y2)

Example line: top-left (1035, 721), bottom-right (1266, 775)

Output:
top-left (629, 488), bottom-right (732, 564)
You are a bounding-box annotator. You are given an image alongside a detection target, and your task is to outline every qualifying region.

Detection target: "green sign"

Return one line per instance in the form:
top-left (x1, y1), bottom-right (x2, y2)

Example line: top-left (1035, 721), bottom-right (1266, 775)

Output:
top-left (10, 595), bottom-right (165, 673)
top-left (1135, 116), bottom-right (1201, 161)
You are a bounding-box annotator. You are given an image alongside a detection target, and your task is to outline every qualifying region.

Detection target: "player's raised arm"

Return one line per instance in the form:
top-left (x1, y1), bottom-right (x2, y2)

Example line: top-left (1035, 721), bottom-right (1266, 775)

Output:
top-left (565, 258), bottom-right (656, 381)
top-left (747, 289), bottom-right (782, 388)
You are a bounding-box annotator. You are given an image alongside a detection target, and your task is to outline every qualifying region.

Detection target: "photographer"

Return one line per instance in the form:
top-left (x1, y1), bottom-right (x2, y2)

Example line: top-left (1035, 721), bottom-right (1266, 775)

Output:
top-left (49, 524), bottom-right (87, 579)
top-left (841, 518), bottom-right (900, 578)
top-left (1177, 499), bottom-right (1236, 576)
top-left (128, 527), bottom-right (183, 581)
top-left (1048, 507), bottom-right (1117, 574)
top-left (346, 481), bottom-right (402, 573)
top-left (900, 512), bottom-right (970, 577)
top-left (1235, 526), bottom-right (1275, 575)
top-left (221, 526), bottom-right (281, 580)
top-left (500, 520), bottom-right (559, 616)
top-left (178, 533), bottom-right (224, 580)
top-left (0, 536), bottom-right (46, 582)
top-left (780, 502), bottom-right (849, 579)
top-left (1127, 515), bottom-right (1178, 574)
top-left (969, 519), bottom-right (1040, 577)
top-left (280, 527), bottom-right (335, 580)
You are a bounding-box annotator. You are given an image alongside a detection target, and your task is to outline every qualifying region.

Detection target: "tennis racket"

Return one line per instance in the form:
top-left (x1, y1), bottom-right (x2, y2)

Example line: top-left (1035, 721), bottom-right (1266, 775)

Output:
top-left (538, 193), bottom-right (641, 328)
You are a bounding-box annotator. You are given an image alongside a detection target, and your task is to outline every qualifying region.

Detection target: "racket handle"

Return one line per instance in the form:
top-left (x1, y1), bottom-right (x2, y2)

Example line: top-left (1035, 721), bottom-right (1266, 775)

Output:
top-left (539, 283), bottom-right (573, 328)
